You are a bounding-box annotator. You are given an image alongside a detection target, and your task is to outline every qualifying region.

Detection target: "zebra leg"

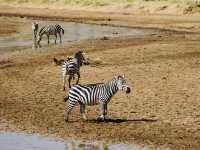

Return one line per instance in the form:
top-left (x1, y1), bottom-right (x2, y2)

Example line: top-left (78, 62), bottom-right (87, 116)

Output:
top-left (72, 74), bottom-right (75, 81)
top-left (47, 35), bottom-right (50, 44)
top-left (99, 103), bottom-right (109, 121)
top-left (54, 34), bottom-right (57, 44)
top-left (80, 103), bottom-right (87, 121)
top-left (33, 31), bottom-right (36, 41)
top-left (59, 33), bottom-right (62, 43)
top-left (63, 74), bottom-right (67, 91)
top-left (76, 72), bottom-right (80, 84)
top-left (64, 102), bottom-right (76, 122)
top-left (68, 75), bottom-right (73, 88)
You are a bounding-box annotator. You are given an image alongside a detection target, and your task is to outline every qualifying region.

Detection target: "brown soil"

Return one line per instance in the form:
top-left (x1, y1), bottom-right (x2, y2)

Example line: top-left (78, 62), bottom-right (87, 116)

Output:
top-left (1, 7), bottom-right (200, 150)
top-left (0, 23), bottom-right (17, 36)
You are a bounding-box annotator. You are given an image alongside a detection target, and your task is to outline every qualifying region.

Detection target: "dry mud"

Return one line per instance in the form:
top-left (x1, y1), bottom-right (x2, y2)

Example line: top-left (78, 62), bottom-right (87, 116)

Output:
top-left (0, 8), bottom-right (200, 150)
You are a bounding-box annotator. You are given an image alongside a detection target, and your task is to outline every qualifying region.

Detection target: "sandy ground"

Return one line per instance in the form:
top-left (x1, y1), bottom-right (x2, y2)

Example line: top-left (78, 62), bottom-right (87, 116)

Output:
top-left (1, 7), bottom-right (200, 150)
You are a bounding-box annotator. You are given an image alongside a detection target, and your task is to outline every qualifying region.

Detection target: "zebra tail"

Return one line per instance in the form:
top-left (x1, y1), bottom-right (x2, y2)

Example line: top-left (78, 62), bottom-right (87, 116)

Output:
top-left (53, 57), bottom-right (58, 65)
top-left (61, 28), bottom-right (64, 35)
top-left (64, 95), bottom-right (69, 102)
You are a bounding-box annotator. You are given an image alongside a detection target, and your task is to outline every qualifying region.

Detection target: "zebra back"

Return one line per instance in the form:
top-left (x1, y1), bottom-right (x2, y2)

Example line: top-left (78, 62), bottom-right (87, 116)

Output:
top-left (68, 78), bottom-right (119, 105)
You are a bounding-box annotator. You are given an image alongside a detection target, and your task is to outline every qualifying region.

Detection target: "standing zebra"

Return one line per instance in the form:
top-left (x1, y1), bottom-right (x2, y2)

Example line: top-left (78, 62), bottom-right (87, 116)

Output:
top-left (64, 75), bottom-right (131, 122)
top-left (37, 24), bottom-right (64, 46)
top-left (62, 51), bottom-right (88, 90)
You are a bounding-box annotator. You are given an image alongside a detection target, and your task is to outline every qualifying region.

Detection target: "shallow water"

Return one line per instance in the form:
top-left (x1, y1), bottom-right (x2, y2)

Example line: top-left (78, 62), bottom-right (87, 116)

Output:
top-left (0, 17), bottom-right (159, 51)
top-left (0, 132), bottom-right (143, 150)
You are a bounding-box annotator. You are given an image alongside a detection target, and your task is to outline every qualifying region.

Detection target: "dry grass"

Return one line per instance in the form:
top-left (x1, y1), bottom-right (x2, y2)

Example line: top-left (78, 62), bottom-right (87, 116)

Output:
top-left (0, 0), bottom-right (200, 14)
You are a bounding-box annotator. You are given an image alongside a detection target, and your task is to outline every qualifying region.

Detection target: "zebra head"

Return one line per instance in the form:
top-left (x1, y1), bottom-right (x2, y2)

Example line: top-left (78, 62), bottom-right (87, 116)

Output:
top-left (74, 51), bottom-right (89, 66)
top-left (32, 22), bottom-right (39, 40)
top-left (115, 74), bottom-right (131, 94)
top-left (32, 22), bottom-right (38, 31)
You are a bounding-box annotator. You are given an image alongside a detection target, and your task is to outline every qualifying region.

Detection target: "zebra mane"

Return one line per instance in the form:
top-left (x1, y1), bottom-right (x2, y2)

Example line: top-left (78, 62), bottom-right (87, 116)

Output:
top-left (89, 78), bottom-right (117, 87)
top-left (106, 78), bottom-right (118, 85)
top-left (38, 26), bottom-right (46, 35)
top-left (84, 77), bottom-right (117, 87)
top-left (74, 51), bottom-right (85, 66)
top-left (85, 82), bottom-right (104, 87)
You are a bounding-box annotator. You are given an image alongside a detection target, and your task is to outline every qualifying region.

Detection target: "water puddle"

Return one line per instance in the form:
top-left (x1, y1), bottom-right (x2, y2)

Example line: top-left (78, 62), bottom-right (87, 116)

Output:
top-left (0, 132), bottom-right (143, 150)
top-left (0, 17), bottom-right (160, 52)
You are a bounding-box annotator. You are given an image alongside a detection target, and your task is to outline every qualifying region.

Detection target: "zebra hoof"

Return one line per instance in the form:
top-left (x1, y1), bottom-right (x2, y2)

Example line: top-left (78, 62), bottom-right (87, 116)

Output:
top-left (82, 116), bottom-right (88, 121)
top-left (97, 116), bottom-right (110, 122)
top-left (82, 119), bottom-right (88, 122)
top-left (97, 117), bottom-right (105, 122)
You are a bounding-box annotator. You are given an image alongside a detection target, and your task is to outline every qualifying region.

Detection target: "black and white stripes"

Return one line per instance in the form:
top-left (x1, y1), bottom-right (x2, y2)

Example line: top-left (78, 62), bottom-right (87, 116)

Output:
top-left (37, 24), bottom-right (64, 46)
top-left (62, 51), bottom-right (88, 90)
top-left (64, 75), bottom-right (131, 121)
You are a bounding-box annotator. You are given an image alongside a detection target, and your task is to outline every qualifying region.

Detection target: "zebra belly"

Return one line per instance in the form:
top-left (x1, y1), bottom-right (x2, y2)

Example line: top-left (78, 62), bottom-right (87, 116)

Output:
top-left (86, 100), bottom-right (99, 106)
top-left (79, 97), bottom-right (99, 106)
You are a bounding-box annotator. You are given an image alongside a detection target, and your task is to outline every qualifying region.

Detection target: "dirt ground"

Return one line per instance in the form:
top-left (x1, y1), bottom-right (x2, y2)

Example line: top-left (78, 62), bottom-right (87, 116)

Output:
top-left (1, 7), bottom-right (200, 150)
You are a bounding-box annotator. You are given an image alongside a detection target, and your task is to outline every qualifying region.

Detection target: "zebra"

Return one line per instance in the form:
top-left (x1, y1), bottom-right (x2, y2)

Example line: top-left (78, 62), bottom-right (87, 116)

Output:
top-left (62, 51), bottom-right (89, 90)
top-left (37, 24), bottom-right (64, 46)
top-left (32, 22), bottom-right (39, 41)
top-left (64, 74), bottom-right (131, 122)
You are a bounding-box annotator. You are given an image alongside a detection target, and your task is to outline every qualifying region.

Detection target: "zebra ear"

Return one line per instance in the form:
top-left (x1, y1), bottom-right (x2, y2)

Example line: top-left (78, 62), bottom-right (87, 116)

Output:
top-left (78, 50), bottom-right (83, 53)
top-left (115, 74), bottom-right (121, 80)
top-left (53, 57), bottom-right (57, 63)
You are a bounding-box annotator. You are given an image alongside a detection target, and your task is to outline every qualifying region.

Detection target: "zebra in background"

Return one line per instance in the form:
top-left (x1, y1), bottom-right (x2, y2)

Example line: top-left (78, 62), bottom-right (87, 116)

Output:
top-left (64, 74), bottom-right (131, 122)
top-left (62, 51), bottom-right (89, 90)
top-left (37, 24), bottom-right (64, 46)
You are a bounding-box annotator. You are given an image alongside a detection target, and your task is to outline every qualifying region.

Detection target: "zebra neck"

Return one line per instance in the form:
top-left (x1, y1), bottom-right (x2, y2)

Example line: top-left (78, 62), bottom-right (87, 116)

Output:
top-left (74, 58), bottom-right (81, 68)
top-left (105, 79), bottom-right (118, 96)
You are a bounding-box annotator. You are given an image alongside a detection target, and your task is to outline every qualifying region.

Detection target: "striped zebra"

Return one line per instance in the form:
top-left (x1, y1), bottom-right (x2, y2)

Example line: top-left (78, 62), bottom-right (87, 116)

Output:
top-left (62, 51), bottom-right (88, 90)
top-left (37, 24), bottom-right (64, 46)
top-left (64, 75), bottom-right (131, 122)
top-left (32, 22), bottom-right (39, 41)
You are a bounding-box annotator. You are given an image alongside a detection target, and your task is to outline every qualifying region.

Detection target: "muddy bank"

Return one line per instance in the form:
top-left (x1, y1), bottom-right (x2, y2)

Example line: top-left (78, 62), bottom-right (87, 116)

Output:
top-left (1, 7), bottom-right (200, 33)
top-left (0, 8), bottom-right (200, 150)
top-left (1, 29), bottom-right (200, 149)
